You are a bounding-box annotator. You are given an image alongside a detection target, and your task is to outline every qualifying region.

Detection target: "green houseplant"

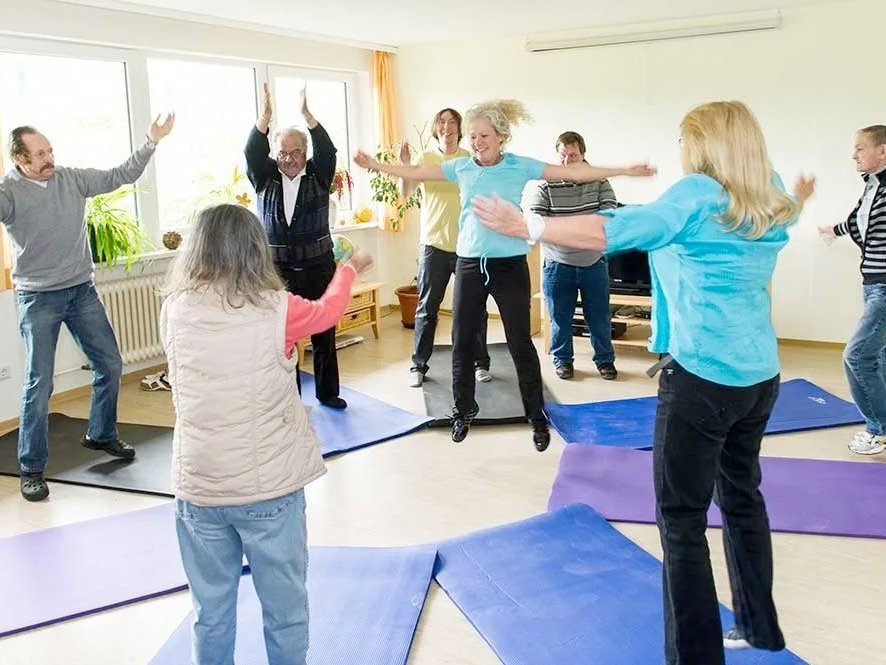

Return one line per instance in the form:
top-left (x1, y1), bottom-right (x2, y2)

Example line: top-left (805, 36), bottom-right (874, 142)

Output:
top-left (368, 145), bottom-right (422, 232)
top-left (85, 186), bottom-right (154, 269)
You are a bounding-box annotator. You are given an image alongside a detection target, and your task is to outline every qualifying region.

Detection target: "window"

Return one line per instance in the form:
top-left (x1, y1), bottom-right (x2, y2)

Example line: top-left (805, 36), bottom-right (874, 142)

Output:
top-left (270, 71), bottom-right (353, 211)
top-left (0, 50), bottom-right (133, 289)
top-left (147, 58), bottom-right (258, 231)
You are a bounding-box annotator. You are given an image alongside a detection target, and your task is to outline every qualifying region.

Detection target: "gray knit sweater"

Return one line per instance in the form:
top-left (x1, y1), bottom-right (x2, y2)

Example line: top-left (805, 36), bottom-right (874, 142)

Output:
top-left (0, 141), bottom-right (156, 291)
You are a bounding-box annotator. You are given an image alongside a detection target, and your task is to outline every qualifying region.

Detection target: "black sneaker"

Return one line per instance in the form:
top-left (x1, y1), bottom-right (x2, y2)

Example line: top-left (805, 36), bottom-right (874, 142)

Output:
top-left (723, 628), bottom-right (752, 650)
top-left (532, 422), bottom-right (551, 452)
top-left (82, 436), bottom-right (136, 461)
top-left (20, 472), bottom-right (49, 502)
top-left (451, 408), bottom-right (479, 443)
top-left (597, 363), bottom-right (618, 380)
top-left (320, 397), bottom-right (348, 410)
top-left (555, 364), bottom-right (574, 380)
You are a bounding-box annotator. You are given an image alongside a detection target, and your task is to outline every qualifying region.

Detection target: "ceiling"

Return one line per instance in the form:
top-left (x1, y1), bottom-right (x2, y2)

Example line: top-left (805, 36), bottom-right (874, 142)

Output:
top-left (57, 0), bottom-right (834, 51)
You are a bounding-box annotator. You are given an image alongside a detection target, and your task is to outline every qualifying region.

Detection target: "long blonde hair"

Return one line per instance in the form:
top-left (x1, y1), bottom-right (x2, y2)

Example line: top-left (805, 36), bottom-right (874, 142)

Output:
top-left (162, 204), bottom-right (283, 308)
top-left (464, 99), bottom-right (532, 147)
top-left (680, 101), bottom-right (798, 239)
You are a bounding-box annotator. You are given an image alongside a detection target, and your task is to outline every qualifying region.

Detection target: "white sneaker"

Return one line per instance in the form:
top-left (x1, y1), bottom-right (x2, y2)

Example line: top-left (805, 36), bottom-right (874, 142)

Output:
top-left (475, 368), bottom-right (492, 383)
top-left (409, 370), bottom-right (424, 388)
top-left (848, 432), bottom-right (886, 455)
top-left (723, 628), bottom-right (752, 650)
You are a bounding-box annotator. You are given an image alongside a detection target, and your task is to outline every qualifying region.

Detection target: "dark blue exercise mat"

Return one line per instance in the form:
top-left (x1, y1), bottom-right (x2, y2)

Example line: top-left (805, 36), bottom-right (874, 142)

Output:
top-left (0, 503), bottom-right (190, 637)
top-left (300, 372), bottom-right (432, 455)
top-left (152, 545), bottom-right (437, 665)
top-left (434, 505), bottom-right (806, 665)
top-left (545, 378), bottom-right (863, 448)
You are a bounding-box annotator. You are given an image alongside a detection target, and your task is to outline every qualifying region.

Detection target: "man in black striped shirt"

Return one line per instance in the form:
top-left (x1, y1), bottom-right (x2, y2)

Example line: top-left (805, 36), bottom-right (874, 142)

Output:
top-left (821, 124), bottom-right (886, 454)
top-left (530, 131), bottom-right (618, 381)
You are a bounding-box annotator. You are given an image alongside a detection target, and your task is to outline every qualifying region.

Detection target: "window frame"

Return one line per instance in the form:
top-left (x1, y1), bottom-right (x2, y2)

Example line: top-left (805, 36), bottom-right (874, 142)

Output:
top-left (0, 34), bottom-right (366, 283)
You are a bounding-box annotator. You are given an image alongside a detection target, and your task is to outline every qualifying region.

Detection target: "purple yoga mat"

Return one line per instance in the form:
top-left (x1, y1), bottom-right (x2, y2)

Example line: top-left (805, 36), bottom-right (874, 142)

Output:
top-left (0, 503), bottom-right (190, 637)
top-left (548, 445), bottom-right (886, 539)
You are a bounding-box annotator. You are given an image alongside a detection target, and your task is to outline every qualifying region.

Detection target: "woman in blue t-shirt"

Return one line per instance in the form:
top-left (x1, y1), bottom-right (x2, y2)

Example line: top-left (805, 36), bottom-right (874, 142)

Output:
top-left (355, 99), bottom-right (652, 450)
top-left (472, 100), bottom-right (815, 665)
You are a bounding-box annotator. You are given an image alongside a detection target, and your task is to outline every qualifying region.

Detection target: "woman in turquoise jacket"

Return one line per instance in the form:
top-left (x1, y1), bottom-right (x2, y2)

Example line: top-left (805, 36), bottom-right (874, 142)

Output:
top-left (472, 100), bottom-right (815, 665)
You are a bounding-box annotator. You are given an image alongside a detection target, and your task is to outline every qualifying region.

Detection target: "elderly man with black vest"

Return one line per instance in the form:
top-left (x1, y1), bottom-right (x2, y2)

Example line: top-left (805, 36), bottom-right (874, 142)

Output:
top-left (245, 82), bottom-right (346, 409)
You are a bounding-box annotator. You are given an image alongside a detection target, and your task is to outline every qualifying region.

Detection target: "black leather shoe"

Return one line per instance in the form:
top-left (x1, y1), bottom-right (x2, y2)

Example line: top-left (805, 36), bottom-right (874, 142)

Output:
top-left (532, 422), bottom-right (551, 452)
top-left (555, 364), bottom-right (574, 380)
top-left (451, 408), bottom-right (478, 443)
top-left (82, 436), bottom-right (136, 461)
top-left (320, 397), bottom-right (348, 409)
top-left (598, 363), bottom-right (618, 380)
top-left (20, 472), bottom-right (49, 502)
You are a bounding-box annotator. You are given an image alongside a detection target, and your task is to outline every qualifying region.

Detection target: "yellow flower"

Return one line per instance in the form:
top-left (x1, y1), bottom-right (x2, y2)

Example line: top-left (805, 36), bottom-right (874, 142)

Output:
top-left (355, 206), bottom-right (373, 223)
top-left (235, 192), bottom-right (252, 207)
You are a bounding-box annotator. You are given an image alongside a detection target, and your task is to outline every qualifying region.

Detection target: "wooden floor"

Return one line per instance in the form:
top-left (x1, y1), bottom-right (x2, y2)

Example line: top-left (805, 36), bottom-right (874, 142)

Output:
top-left (0, 314), bottom-right (882, 664)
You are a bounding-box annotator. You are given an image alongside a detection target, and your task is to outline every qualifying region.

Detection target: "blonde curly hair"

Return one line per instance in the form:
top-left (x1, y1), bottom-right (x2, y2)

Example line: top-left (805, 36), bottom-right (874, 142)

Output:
top-left (464, 99), bottom-right (532, 147)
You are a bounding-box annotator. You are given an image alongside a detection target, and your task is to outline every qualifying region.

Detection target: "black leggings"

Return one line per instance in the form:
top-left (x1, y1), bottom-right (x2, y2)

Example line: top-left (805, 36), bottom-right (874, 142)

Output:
top-left (451, 256), bottom-right (544, 423)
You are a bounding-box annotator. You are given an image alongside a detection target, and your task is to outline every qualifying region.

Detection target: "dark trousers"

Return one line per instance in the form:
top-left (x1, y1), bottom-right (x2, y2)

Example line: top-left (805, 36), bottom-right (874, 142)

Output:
top-left (654, 362), bottom-right (784, 665)
top-left (451, 256), bottom-right (543, 423)
top-left (412, 245), bottom-right (489, 374)
top-left (278, 252), bottom-right (339, 402)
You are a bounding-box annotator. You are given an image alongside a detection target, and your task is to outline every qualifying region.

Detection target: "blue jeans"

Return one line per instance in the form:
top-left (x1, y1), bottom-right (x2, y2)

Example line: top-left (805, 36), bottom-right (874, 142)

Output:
top-left (175, 490), bottom-right (309, 665)
top-left (16, 282), bottom-right (122, 473)
top-left (654, 363), bottom-right (783, 665)
top-left (843, 283), bottom-right (886, 435)
top-left (542, 258), bottom-right (614, 367)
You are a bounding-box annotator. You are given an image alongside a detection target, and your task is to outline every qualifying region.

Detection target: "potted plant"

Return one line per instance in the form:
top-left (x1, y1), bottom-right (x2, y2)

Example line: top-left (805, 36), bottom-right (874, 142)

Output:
top-left (395, 278), bottom-right (419, 328)
top-left (367, 145), bottom-right (422, 232)
top-left (85, 186), bottom-right (154, 269)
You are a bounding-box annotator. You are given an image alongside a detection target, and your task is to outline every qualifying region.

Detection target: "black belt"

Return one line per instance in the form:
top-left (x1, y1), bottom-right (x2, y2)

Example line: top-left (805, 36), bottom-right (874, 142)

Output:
top-left (646, 354), bottom-right (674, 378)
top-left (270, 235), bottom-right (332, 265)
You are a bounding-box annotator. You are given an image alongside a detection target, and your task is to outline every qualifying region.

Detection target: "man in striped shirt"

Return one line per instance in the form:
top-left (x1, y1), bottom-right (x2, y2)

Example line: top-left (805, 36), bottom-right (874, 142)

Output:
top-left (530, 131), bottom-right (618, 381)
top-left (821, 124), bottom-right (886, 454)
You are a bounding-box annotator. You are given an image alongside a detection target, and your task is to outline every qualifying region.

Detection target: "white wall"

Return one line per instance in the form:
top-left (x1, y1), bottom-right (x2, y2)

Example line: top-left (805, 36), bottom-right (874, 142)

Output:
top-left (0, 0), bottom-right (379, 422)
top-left (395, 0), bottom-right (883, 343)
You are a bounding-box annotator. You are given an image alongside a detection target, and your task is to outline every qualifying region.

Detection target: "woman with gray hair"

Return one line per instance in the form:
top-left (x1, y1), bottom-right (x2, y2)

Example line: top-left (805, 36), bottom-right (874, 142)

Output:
top-left (160, 203), bottom-right (371, 664)
top-left (355, 99), bottom-right (652, 450)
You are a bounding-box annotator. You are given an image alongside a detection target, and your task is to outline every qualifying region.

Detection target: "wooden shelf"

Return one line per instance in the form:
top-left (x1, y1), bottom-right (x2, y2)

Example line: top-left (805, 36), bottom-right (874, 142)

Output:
top-left (610, 293), bottom-right (652, 351)
top-left (296, 281), bottom-right (383, 364)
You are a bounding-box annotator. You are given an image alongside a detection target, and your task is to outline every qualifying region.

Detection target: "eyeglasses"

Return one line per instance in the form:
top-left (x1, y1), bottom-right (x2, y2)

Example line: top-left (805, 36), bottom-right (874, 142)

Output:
top-left (276, 148), bottom-right (307, 161)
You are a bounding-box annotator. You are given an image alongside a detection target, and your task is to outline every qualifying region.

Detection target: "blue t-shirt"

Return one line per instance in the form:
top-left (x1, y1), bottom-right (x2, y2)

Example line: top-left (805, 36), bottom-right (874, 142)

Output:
top-left (441, 153), bottom-right (545, 258)
top-left (603, 173), bottom-right (794, 387)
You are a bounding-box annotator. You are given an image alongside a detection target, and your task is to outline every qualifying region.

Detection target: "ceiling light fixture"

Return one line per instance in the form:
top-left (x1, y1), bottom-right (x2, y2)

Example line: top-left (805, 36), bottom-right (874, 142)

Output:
top-left (525, 9), bottom-right (782, 52)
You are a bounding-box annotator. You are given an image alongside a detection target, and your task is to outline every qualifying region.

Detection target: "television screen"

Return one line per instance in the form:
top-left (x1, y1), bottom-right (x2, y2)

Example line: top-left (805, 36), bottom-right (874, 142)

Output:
top-left (607, 249), bottom-right (651, 296)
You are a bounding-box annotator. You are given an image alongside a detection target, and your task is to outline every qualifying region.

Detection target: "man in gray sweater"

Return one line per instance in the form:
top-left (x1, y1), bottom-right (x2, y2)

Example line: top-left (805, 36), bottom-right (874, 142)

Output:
top-left (0, 114), bottom-right (174, 501)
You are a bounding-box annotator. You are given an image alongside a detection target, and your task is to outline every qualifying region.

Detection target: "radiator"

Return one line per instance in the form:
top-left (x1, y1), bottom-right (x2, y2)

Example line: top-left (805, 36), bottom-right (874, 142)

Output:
top-left (95, 272), bottom-right (165, 364)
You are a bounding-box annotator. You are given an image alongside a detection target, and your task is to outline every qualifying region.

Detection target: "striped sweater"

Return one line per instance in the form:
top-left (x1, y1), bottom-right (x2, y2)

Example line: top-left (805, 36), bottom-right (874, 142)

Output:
top-left (835, 170), bottom-right (886, 284)
top-left (529, 177), bottom-right (617, 267)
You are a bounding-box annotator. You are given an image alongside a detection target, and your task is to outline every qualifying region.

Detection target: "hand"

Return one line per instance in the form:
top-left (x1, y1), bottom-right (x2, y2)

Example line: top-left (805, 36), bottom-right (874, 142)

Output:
top-left (148, 112), bottom-right (175, 143)
top-left (818, 225), bottom-right (836, 246)
top-left (299, 85), bottom-right (310, 119)
top-left (624, 163), bottom-right (656, 177)
top-left (398, 141), bottom-right (411, 165)
top-left (354, 150), bottom-right (379, 171)
top-left (260, 81), bottom-right (273, 125)
top-left (471, 195), bottom-right (529, 239)
top-left (793, 175), bottom-right (816, 203)
top-left (346, 249), bottom-right (373, 274)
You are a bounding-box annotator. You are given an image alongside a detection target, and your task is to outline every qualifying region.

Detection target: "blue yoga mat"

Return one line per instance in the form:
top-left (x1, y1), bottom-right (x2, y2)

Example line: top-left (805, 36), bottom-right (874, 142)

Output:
top-left (545, 378), bottom-right (863, 448)
top-left (0, 503), bottom-right (185, 637)
top-left (434, 505), bottom-right (806, 664)
top-left (300, 372), bottom-right (432, 456)
top-left (152, 545), bottom-right (436, 665)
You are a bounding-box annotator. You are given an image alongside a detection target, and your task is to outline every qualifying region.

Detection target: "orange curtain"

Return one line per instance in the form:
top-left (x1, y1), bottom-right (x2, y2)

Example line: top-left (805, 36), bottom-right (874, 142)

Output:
top-left (372, 51), bottom-right (404, 232)
top-left (372, 51), bottom-right (400, 149)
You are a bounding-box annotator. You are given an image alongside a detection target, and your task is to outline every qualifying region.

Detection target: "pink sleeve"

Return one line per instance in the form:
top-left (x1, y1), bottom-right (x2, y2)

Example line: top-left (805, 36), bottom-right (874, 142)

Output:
top-left (284, 265), bottom-right (357, 358)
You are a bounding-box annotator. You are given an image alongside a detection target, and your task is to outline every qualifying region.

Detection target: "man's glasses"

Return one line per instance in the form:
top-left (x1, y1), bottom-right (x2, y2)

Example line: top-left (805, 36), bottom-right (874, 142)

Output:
top-left (277, 148), bottom-right (307, 161)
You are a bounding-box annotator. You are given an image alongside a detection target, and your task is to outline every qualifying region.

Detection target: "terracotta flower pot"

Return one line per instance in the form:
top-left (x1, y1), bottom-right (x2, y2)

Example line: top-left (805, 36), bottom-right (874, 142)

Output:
top-left (395, 284), bottom-right (419, 329)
